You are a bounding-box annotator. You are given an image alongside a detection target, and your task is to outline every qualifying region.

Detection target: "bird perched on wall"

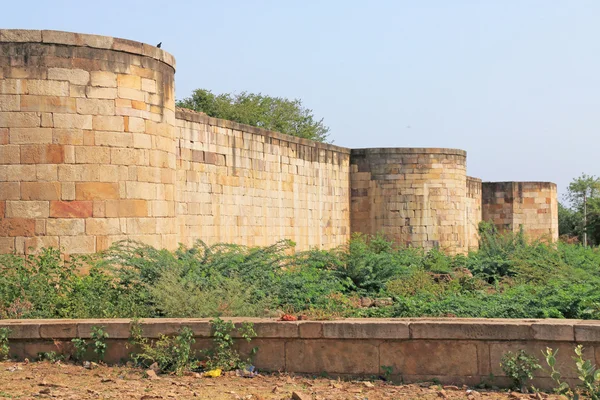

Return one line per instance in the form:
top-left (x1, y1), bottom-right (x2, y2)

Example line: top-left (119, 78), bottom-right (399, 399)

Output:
top-left (156, 42), bottom-right (162, 48)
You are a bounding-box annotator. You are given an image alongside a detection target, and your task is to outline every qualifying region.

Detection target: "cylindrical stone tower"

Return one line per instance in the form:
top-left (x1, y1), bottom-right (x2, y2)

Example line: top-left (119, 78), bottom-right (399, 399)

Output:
top-left (0, 30), bottom-right (177, 254)
top-left (350, 148), bottom-right (468, 254)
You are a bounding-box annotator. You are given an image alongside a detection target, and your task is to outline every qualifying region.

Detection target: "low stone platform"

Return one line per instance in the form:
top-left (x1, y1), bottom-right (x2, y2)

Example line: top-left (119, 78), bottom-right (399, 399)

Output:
top-left (2, 318), bottom-right (599, 388)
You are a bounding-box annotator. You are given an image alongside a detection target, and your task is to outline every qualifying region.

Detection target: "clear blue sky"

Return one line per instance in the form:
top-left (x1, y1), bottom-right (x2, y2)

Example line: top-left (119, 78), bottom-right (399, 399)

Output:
top-left (3, 1), bottom-right (599, 198)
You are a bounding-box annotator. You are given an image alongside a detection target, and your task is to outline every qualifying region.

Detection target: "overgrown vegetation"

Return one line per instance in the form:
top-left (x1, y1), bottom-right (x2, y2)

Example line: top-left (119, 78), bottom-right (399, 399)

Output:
top-left (500, 350), bottom-right (541, 391)
top-left (0, 327), bottom-right (10, 360)
top-left (2, 224), bottom-right (600, 320)
top-left (177, 89), bottom-right (330, 142)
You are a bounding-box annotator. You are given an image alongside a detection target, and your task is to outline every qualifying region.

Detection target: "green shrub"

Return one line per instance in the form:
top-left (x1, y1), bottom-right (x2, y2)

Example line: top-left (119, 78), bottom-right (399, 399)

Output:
top-left (500, 350), bottom-right (541, 390)
top-left (0, 327), bottom-right (10, 360)
top-left (131, 326), bottom-right (196, 375)
top-left (545, 345), bottom-right (600, 399)
top-left (205, 318), bottom-right (257, 371)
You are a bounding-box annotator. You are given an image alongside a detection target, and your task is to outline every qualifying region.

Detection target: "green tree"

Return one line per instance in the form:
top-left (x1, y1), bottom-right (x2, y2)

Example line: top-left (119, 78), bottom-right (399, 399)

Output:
top-left (177, 89), bottom-right (330, 142)
top-left (558, 202), bottom-right (580, 240)
top-left (566, 174), bottom-right (600, 246)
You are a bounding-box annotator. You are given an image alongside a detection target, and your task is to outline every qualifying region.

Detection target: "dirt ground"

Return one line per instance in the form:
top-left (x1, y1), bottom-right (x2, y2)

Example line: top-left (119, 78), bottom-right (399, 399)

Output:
top-left (0, 361), bottom-right (561, 400)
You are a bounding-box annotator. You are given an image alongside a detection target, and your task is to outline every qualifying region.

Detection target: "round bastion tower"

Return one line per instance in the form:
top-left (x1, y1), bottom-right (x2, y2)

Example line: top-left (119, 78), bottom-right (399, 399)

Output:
top-left (350, 148), bottom-right (469, 255)
top-left (0, 30), bottom-right (177, 254)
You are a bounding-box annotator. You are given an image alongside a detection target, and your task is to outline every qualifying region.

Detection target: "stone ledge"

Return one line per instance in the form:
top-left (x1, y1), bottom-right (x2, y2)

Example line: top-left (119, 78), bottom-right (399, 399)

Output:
top-left (0, 29), bottom-right (175, 70)
top-left (0, 318), bottom-right (597, 341)
top-left (351, 147), bottom-right (467, 157)
top-left (175, 108), bottom-right (351, 155)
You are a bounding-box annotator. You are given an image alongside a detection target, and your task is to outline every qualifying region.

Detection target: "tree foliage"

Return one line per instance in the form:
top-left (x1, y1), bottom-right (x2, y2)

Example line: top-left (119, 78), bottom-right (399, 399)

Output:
top-left (177, 89), bottom-right (330, 142)
top-left (561, 174), bottom-right (600, 246)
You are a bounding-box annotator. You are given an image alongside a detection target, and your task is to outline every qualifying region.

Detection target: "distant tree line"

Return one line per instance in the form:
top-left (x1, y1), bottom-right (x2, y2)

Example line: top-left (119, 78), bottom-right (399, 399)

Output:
top-left (177, 89), bottom-right (330, 143)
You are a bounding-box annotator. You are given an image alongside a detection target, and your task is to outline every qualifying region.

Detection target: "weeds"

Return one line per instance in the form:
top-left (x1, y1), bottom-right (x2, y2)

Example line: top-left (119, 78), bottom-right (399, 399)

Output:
top-left (500, 350), bottom-right (541, 391)
top-left (205, 318), bottom-right (257, 371)
top-left (91, 326), bottom-right (109, 361)
top-left (0, 327), bottom-right (10, 360)
top-left (131, 326), bottom-right (196, 375)
top-left (545, 345), bottom-right (600, 399)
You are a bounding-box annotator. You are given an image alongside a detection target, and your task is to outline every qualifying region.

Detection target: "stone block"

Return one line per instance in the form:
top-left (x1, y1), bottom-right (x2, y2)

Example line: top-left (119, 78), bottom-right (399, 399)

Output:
top-left (0, 145), bottom-right (20, 163)
top-left (0, 217), bottom-right (36, 236)
top-left (0, 29), bottom-right (42, 42)
top-left (24, 236), bottom-right (59, 253)
top-left (86, 218), bottom-right (124, 235)
top-left (0, 128), bottom-right (7, 144)
top-left (0, 112), bottom-right (40, 128)
top-left (0, 323), bottom-right (41, 339)
top-left (26, 80), bottom-right (69, 96)
top-left (77, 320), bottom-right (132, 339)
top-left (574, 323), bottom-right (600, 342)
top-left (117, 74), bottom-right (141, 89)
top-left (52, 129), bottom-right (83, 145)
top-left (0, 94), bottom-right (20, 111)
top-left (94, 131), bottom-right (132, 147)
top-left (410, 320), bottom-right (533, 340)
top-left (286, 339), bottom-right (380, 374)
top-left (75, 182), bottom-right (119, 200)
top-left (323, 320), bottom-right (409, 339)
top-left (141, 78), bottom-right (157, 93)
top-left (20, 144), bottom-right (64, 163)
top-left (380, 340), bottom-right (479, 376)
top-left (532, 322), bottom-right (575, 341)
top-left (86, 86), bottom-right (117, 99)
top-left (118, 87), bottom-right (144, 101)
top-left (74, 146), bottom-right (110, 164)
top-left (39, 322), bottom-right (78, 339)
top-left (298, 322), bottom-right (323, 338)
top-left (132, 132), bottom-right (152, 147)
top-left (20, 95), bottom-right (77, 113)
top-left (92, 115), bottom-right (124, 131)
top-left (237, 339), bottom-right (285, 371)
top-left (49, 201), bottom-right (93, 218)
top-left (48, 68), bottom-right (90, 85)
top-left (6, 200), bottom-right (49, 218)
top-left (105, 199), bottom-right (148, 217)
top-left (46, 218), bottom-right (85, 236)
top-left (21, 182), bottom-right (61, 200)
top-left (90, 71), bottom-right (117, 87)
top-left (53, 113), bottom-right (92, 129)
top-left (76, 98), bottom-right (115, 115)
top-left (60, 235), bottom-right (96, 254)
top-left (0, 182), bottom-right (20, 200)
top-left (125, 217), bottom-right (155, 234)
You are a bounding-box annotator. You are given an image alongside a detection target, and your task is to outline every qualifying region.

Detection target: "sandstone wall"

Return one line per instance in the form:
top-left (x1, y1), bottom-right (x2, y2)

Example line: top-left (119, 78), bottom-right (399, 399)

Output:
top-left (2, 318), bottom-right (599, 389)
top-left (175, 110), bottom-right (350, 249)
top-left (350, 148), bottom-right (468, 254)
top-left (482, 182), bottom-right (559, 242)
top-left (0, 30), bottom-right (560, 254)
top-left (0, 30), bottom-right (178, 254)
top-left (466, 176), bottom-right (482, 250)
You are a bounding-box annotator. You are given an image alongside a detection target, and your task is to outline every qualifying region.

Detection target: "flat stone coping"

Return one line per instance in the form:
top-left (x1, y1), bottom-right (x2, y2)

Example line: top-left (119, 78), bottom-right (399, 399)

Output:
top-left (176, 108), bottom-right (351, 154)
top-left (0, 29), bottom-right (175, 70)
top-left (1, 318), bottom-right (599, 342)
top-left (351, 148), bottom-right (467, 157)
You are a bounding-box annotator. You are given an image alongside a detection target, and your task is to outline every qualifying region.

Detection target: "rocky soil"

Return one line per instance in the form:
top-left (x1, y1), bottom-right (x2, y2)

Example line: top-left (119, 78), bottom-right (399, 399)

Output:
top-left (0, 361), bottom-right (562, 400)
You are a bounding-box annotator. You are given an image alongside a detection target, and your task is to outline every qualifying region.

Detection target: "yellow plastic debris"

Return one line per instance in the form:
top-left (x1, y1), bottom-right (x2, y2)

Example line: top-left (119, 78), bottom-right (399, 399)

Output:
top-left (203, 368), bottom-right (222, 378)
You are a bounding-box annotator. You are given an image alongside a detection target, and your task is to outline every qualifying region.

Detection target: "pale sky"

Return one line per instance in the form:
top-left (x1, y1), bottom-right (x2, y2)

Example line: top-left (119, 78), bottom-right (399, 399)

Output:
top-left (2, 1), bottom-right (599, 199)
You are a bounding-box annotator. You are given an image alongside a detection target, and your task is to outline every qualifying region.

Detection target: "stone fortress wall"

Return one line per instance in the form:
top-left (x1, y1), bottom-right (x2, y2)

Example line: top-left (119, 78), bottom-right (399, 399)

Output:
top-left (0, 30), bottom-right (558, 254)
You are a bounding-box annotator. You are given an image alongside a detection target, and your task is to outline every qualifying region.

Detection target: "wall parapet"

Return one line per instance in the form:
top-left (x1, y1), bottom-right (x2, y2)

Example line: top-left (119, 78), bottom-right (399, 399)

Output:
top-left (0, 29), bottom-right (175, 69)
top-left (175, 108), bottom-right (351, 155)
top-left (2, 318), bottom-right (599, 388)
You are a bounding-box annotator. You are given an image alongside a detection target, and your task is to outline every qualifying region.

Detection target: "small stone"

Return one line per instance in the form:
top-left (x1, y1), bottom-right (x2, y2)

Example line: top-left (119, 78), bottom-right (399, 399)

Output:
top-left (360, 297), bottom-right (373, 308)
top-left (291, 391), bottom-right (312, 400)
top-left (437, 389), bottom-right (447, 398)
top-left (362, 381), bottom-right (374, 388)
top-left (145, 369), bottom-right (159, 379)
top-left (443, 385), bottom-right (460, 390)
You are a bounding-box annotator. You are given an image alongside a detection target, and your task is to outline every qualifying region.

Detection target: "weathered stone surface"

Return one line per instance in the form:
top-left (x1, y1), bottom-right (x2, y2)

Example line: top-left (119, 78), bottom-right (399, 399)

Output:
top-left (75, 182), bottom-right (119, 200)
top-left (286, 339), bottom-right (380, 374)
top-left (49, 200), bottom-right (93, 218)
top-left (323, 320), bottom-right (409, 339)
top-left (380, 340), bottom-right (478, 376)
top-left (410, 321), bottom-right (533, 340)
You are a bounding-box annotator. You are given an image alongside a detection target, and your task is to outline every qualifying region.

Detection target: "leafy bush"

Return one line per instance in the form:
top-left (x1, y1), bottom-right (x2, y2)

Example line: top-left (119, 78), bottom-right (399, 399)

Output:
top-left (500, 350), bottom-right (541, 390)
top-left (131, 325), bottom-right (196, 375)
top-left (0, 327), bottom-right (10, 360)
top-left (205, 318), bottom-right (256, 371)
top-left (3, 229), bottom-right (600, 320)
